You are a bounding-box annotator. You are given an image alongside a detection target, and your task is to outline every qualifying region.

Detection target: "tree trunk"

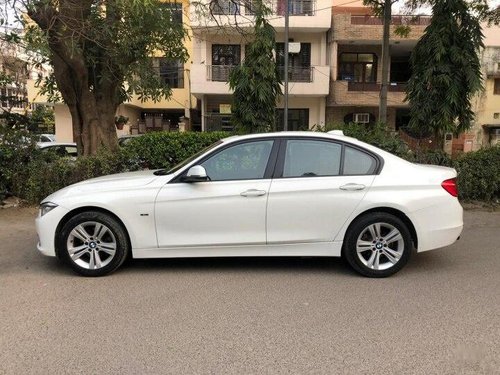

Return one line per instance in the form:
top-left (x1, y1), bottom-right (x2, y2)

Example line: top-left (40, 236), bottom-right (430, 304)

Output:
top-left (28, 2), bottom-right (119, 156)
top-left (379, 0), bottom-right (392, 125)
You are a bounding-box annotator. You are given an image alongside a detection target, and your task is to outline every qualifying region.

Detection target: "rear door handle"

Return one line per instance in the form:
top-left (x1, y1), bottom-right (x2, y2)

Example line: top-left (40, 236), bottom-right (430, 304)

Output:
top-left (340, 183), bottom-right (366, 191)
top-left (240, 189), bottom-right (267, 197)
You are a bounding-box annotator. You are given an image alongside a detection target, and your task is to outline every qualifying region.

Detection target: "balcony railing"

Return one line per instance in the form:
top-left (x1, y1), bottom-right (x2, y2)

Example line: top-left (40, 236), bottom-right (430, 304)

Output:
top-left (207, 65), bottom-right (236, 82)
top-left (207, 65), bottom-right (315, 83)
top-left (273, 0), bottom-right (315, 16)
top-left (350, 15), bottom-right (431, 26)
top-left (205, 114), bottom-right (235, 132)
top-left (347, 81), bottom-right (407, 92)
top-left (278, 66), bottom-right (314, 82)
top-left (211, 0), bottom-right (316, 17)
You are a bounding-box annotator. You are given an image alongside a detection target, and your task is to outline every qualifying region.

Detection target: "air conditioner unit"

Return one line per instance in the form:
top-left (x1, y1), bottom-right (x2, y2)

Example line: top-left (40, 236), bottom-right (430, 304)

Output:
top-left (353, 113), bottom-right (370, 124)
top-left (288, 42), bottom-right (301, 54)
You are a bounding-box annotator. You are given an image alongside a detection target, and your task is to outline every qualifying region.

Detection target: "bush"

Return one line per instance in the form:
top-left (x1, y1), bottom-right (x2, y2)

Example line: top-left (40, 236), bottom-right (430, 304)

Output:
top-left (314, 122), bottom-right (409, 158)
top-left (0, 127), bottom-right (42, 201)
top-left (121, 131), bottom-right (229, 170)
top-left (405, 149), bottom-right (453, 167)
top-left (454, 145), bottom-right (500, 201)
top-left (9, 131), bottom-right (230, 204)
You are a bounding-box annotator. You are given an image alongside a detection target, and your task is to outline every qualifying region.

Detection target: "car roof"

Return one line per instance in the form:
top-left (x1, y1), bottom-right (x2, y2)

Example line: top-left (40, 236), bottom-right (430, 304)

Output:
top-left (222, 131), bottom-right (359, 145)
top-left (37, 142), bottom-right (77, 148)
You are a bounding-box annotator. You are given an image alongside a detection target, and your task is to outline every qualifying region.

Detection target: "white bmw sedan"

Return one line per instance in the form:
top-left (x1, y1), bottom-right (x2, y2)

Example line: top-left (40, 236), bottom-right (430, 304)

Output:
top-left (36, 131), bottom-right (463, 277)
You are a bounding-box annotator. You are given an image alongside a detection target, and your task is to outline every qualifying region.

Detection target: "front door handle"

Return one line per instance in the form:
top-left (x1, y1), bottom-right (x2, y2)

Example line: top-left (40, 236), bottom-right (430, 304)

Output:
top-left (240, 189), bottom-right (267, 197)
top-left (340, 183), bottom-right (366, 191)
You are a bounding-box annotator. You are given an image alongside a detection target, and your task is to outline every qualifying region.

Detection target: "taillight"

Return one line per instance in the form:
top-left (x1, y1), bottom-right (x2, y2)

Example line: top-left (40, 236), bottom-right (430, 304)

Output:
top-left (441, 178), bottom-right (458, 197)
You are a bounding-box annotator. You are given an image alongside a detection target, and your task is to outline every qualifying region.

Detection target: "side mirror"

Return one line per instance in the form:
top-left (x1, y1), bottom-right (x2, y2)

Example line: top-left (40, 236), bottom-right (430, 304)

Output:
top-left (183, 165), bottom-right (209, 182)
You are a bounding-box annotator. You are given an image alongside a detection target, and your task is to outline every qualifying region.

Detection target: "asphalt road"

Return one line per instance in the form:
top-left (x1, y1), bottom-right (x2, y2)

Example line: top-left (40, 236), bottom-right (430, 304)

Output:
top-left (0, 207), bottom-right (499, 375)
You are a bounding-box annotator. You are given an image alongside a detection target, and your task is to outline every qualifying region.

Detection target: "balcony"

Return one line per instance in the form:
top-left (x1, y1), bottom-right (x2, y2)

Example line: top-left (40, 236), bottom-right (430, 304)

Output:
top-left (347, 81), bottom-right (407, 92)
top-left (328, 80), bottom-right (407, 107)
top-left (191, 65), bottom-right (329, 96)
top-left (278, 66), bottom-right (314, 82)
top-left (350, 15), bottom-right (431, 26)
top-left (190, 0), bottom-right (331, 32)
top-left (205, 114), bottom-right (235, 132)
top-left (332, 13), bottom-right (430, 42)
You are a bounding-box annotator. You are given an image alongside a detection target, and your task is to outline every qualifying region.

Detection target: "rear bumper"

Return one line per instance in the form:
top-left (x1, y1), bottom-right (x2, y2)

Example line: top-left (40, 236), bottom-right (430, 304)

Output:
top-left (409, 199), bottom-right (463, 252)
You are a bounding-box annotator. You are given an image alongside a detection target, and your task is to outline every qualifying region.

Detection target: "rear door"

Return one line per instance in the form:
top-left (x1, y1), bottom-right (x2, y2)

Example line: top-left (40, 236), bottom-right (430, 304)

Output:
top-left (266, 138), bottom-right (378, 244)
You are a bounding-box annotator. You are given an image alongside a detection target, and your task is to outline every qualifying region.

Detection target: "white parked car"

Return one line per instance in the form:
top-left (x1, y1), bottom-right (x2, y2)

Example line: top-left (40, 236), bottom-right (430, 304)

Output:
top-left (37, 142), bottom-right (78, 158)
top-left (36, 132), bottom-right (463, 277)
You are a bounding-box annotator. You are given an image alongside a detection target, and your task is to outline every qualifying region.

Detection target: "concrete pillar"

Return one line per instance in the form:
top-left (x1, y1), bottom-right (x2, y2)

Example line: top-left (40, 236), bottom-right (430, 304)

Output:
top-left (332, 41), bottom-right (338, 81)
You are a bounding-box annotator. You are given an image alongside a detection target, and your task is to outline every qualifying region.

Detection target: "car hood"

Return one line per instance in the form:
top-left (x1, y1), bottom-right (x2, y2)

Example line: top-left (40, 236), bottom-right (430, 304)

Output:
top-left (42, 170), bottom-right (172, 203)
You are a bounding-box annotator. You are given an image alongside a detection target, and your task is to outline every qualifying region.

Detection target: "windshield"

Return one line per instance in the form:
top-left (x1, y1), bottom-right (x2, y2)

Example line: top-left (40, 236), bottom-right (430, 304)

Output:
top-left (162, 140), bottom-right (224, 175)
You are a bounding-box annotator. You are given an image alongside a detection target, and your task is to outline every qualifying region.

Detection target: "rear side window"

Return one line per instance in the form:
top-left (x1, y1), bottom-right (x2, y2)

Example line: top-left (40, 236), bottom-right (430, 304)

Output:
top-left (343, 146), bottom-right (377, 175)
top-left (283, 140), bottom-right (342, 177)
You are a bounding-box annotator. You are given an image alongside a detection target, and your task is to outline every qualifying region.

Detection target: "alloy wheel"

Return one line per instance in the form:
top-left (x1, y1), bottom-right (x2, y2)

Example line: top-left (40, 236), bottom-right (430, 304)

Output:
top-left (66, 221), bottom-right (117, 270)
top-left (356, 222), bottom-right (404, 271)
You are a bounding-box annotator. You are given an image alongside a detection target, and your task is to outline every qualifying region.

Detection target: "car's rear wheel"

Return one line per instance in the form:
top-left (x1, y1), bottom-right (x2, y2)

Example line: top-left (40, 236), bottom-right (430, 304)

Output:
top-left (343, 213), bottom-right (412, 277)
top-left (58, 211), bottom-right (129, 277)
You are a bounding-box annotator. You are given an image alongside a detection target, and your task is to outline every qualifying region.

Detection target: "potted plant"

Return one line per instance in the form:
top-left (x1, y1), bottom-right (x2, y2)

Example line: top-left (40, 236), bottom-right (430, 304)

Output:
top-left (114, 115), bottom-right (129, 130)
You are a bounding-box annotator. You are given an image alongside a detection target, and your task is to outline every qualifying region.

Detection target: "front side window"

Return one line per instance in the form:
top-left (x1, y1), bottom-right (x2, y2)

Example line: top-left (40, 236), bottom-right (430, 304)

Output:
top-left (201, 140), bottom-right (274, 181)
top-left (283, 140), bottom-right (341, 177)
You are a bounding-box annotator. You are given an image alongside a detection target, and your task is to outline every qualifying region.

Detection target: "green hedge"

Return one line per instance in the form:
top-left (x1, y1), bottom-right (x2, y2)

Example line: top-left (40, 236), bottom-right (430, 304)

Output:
top-left (121, 131), bottom-right (229, 170)
top-left (2, 129), bottom-right (499, 204)
top-left (454, 145), bottom-right (500, 201)
top-left (6, 131), bottom-right (229, 203)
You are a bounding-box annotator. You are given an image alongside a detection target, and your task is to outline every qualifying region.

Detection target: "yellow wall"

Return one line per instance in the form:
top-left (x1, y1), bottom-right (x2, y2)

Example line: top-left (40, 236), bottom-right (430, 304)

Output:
top-left (128, 0), bottom-right (196, 111)
top-left (29, 0), bottom-right (196, 140)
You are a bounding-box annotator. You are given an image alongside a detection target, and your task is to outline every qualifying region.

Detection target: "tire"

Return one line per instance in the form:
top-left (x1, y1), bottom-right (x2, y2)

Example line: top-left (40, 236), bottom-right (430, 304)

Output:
top-left (343, 213), bottom-right (413, 278)
top-left (58, 211), bottom-right (129, 277)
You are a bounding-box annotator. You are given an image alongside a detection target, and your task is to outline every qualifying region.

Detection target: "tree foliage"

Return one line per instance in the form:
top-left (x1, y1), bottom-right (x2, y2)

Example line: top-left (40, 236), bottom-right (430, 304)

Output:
top-left (406, 0), bottom-right (484, 137)
top-left (13, 0), bottom-right (187, 155)
top-left (228, 0), bottom-right (282, 134)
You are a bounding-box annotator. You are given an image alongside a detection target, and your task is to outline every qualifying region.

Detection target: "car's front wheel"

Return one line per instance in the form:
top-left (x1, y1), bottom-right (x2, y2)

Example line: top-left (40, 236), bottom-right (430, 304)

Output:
top-left (343, 213), bottom-right (413, 277)
top-left (58, 211), bottom-right (129, 277)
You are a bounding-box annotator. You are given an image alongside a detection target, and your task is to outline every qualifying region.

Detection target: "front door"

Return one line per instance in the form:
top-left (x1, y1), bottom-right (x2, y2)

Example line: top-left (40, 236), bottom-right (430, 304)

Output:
top-left (155, 139), bottom-right (276, 247)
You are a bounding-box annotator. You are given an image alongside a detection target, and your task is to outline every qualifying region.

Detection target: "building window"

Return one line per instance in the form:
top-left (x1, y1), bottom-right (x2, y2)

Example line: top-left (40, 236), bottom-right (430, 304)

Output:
top-left (210, 0), bottom-right (239, 15)
top-left (153, 58), bottom-right (184, 89)
top-left (276, 43), bottom-right (312, 82)
top-left (162, 2), bottom-right (183, 23)
top-left (210, 44), bottom-right (241, 82)
top-left (276, 0), bottom-right (315, 16)
top-left (338, 53), bottom-right (377, 83)
top-left (494, 113), bottom-right (499, 120)
top-left (494, 79), bottom-right (500, 95)
top-left (275, 108), bottom-right (309, 131)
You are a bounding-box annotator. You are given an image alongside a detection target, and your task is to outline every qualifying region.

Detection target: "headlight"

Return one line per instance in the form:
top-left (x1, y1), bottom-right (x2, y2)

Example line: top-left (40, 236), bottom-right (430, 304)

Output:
top-left (40, 202), bottom-right (58, 217)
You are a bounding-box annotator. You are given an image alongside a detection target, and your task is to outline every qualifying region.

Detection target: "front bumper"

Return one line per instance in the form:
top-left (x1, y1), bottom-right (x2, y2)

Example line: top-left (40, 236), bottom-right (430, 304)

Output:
top-left (35, 205), bottom-right (70, 257)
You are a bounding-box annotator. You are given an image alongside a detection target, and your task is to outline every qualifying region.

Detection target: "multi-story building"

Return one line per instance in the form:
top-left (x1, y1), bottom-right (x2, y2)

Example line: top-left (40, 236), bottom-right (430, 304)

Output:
top-left (326, 0), bottom-right (429, 131)
top-left (28, 0), bottom-right (197, 142)
top-left (471, 25), bottom-right (500, 149)
top-left (189, 0), bottom-right (331, 131)
top-left (1, 34), bottom-right (30, 117)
